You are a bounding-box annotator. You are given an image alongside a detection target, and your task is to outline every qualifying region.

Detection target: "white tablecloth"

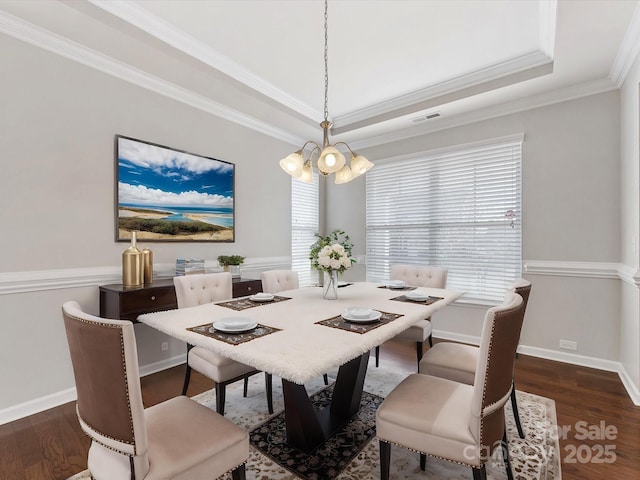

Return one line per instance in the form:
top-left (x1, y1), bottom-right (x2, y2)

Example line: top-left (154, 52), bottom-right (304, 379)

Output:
top-left (138, 282), bottom-right (461, 384)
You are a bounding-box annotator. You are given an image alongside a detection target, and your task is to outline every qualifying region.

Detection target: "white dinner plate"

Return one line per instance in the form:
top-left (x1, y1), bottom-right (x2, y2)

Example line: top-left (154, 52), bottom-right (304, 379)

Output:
top-left (250, 293), bottom-right (274, 302)
top-left (386, 280), bottom-right (406, 289)
top-left (342, 310), bottom-right (382, 323)
top-left (405, 291), bottom-right (430, 301)
top-left (212, 317), bottom-right (257, 333)
top-left (344, 307), bottom-right (373, 319)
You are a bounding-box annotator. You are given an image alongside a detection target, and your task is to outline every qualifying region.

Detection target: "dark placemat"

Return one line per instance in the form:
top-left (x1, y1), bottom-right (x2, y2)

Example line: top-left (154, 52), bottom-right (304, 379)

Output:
top-left (250, 385), bottom-right (383, 480)
top-left (217, 295), bottom-right (291, 311)
top-left (187, 323), bottom-right (281, 345)
top-left (391, 295), bottom-right (444, 305)
top-left (316, 311), bottom-right (402, 334)
top-left (377, 285), bottom-right (417, 291)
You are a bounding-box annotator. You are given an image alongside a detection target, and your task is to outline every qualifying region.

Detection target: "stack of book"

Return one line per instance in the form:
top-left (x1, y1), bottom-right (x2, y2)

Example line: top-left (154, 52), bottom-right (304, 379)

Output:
top-left (175, 259), bottom-right (205, 276)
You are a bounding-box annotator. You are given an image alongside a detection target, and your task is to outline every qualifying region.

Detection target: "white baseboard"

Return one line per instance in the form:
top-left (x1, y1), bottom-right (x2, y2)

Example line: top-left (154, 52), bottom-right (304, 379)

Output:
top-left (138, 353), bottom-right (187, 377)
top-left (0, 354), bottom-right (187, 426)
top-left (617, 363), bottom-right (640, 406)
top-left (0, 386), bottom-right (77, 426)
top-left (433, 330), bottom-right (639, 405)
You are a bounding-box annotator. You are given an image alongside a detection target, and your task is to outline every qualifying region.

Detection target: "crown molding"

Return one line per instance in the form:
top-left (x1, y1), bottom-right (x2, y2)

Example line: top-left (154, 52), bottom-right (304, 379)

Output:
top-left (332, 51), bottom-right (553, 135)
top-left (610, 1), bottom-right (640, 86)
top-left (0, 10), bottom-right (304, 147)
top-left (350, 77), bottom-right (617, 151)
top-left (87, 0), bottom-right (321, 123)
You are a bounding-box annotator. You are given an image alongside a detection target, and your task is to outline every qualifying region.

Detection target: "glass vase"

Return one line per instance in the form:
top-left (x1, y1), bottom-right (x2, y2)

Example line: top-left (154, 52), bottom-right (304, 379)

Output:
top-left (323, 270), bottom-right (339, 300)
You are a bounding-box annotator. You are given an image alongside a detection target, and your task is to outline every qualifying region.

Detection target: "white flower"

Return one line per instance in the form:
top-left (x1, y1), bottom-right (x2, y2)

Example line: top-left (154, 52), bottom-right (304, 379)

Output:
top-left (310, 232), bottom-right (355, 275)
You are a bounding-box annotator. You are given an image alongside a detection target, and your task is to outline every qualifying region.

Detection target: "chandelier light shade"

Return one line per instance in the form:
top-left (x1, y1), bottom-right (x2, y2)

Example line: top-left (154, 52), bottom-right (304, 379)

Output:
top-left (279, 0), bottom-right (373, 184)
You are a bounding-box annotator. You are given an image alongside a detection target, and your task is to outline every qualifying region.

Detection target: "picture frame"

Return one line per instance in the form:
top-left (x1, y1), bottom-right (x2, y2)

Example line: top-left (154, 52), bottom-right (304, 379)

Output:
top-left (115, 135), bottom-right (235, 242)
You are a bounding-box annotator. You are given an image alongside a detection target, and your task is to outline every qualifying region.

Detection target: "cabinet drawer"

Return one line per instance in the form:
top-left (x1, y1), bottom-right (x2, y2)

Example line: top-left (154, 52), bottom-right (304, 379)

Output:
top-left (120, 286), bottom-right (177, 315)
top-left (232, 279), bottom-right (262, 298)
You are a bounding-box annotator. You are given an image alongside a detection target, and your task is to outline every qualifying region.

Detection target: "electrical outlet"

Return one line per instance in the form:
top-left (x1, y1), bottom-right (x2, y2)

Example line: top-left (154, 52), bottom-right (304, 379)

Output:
top-left (161, 342), bottom-right (169, 351)
top-left (559, 339), bottom-right (577, 351)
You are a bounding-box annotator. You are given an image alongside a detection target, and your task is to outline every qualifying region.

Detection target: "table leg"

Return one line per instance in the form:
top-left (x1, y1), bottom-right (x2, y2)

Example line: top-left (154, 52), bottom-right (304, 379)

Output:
top-left (281, 351), bottom-right (370, 453)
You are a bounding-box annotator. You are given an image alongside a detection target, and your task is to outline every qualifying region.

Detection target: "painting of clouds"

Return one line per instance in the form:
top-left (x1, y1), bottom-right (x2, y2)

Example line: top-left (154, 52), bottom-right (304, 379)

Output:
top-left (116, 135), bottom-right (234, 242)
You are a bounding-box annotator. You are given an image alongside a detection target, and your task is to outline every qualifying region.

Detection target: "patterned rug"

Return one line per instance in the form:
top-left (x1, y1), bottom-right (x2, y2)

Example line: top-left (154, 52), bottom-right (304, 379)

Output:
top-left (67, 359), bottom-right (561, 480)
top-left (249, 386), bottom-right (383, 480)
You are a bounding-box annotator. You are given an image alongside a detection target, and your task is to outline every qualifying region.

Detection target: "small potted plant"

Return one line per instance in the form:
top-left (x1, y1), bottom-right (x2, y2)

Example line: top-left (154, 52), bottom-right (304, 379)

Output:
top-left (217, 255), bottom-right (245, 278)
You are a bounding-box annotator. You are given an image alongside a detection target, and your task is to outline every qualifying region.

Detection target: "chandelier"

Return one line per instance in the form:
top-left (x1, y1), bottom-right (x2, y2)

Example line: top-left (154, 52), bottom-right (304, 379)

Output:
top-left (279, 0), bottom-right (373, 184)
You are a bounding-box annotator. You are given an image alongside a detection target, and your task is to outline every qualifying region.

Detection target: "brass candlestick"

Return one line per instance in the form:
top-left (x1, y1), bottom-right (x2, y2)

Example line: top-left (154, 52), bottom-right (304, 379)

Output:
top-left (122, 231), bottom-right (142, 287)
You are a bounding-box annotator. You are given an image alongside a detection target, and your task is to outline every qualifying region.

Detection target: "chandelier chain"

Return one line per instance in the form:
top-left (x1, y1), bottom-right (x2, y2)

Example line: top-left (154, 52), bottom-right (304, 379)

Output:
top-left (278, 0), bottom-right (373, 184)
top-left (323, 0), bottom-right (329, 122)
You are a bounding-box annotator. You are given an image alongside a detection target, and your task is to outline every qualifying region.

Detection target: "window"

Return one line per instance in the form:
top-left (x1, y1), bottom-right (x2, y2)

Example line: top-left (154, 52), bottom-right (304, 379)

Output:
top-left (366, 135), bottom-right (522, 304)
top-left (291, 173), bottom-right (319, 286)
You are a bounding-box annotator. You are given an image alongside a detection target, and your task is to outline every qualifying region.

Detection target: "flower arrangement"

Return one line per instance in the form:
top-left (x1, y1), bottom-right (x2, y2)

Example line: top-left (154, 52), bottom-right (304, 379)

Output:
top-left (309, 229), bottom-right (355, 274)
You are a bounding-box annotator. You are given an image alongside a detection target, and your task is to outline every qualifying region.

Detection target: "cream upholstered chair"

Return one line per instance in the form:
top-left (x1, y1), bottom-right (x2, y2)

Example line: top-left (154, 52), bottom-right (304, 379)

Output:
top-left (419, 279), bottom-right (531, 439)
top-left (174, 272), bottom-right (273, 415)
top-left (376, 292), bottom-right (526, 480)
top-left (375, 265), bottom-right (448, 368)
top-left (62, 301), bottom-right (249, 480)
top-left (261, 269), bottom-right (299, 293)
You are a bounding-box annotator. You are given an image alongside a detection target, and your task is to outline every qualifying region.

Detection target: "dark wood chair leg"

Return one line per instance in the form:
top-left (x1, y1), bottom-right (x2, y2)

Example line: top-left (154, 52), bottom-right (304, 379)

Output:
top-left (472, 465), bottom-right (487, 480)
top-left (510, 382), bottom-right (525, 438)
top-left (265, 372), bottom-right (273, 414)
top-left (375, 346), bottom-right (380, 367)
top-left (181, 364), bottom-right (192, 396)
top-left (419, 453), bottom-right (426, 470)
top-left (231, 464), bottom-right (246, 480)
top-left (428, 333), bottom-right (433, 347)
top-left (502, 429), bottom-right (514, 480)
top-left (243, 377), bottom-right (249, 397)
top-left (215, 383), bottom-right (226, 415)
top-left (323, 373), bottom-right (329, 385)
top-left (379, 440), bottom-right (391, 480)
top-left (181, 344), bottom-right (195, 396)
top-left (416, 341), bottom-right (424, 365)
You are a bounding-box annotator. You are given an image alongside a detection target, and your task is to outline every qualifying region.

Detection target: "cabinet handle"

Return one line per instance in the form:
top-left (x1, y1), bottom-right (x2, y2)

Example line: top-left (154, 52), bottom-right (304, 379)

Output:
top-left (151, 295), bottom-right (156, 301)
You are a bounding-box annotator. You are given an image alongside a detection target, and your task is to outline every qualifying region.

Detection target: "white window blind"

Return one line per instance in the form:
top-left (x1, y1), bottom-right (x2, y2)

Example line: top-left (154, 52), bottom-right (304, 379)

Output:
top-left (366, 137), bottom-right (522, 304)
top-left (291, 173), bottom-right (319, 286)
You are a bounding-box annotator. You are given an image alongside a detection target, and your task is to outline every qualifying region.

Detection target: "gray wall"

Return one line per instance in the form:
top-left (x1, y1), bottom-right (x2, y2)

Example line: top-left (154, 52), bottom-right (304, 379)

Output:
top-left (328, 91), bottom-right (623, 362)
top-left (1, 31), bottom-right (637, 419)
top-left (0, 34), bottom-right (295, 412)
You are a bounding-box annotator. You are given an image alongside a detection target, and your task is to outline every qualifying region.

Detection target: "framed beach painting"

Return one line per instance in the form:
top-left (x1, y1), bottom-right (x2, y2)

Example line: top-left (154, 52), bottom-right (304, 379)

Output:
top-left (115, 135), bottom-right (235, 242)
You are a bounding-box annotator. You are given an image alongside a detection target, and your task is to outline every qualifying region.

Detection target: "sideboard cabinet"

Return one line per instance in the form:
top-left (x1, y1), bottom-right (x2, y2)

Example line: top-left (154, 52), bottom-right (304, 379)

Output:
top-left (99, 277), bottom-right (263, 321)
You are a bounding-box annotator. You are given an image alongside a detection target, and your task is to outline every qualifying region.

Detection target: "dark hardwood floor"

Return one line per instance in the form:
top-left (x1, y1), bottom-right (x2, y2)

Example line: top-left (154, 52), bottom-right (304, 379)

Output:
top-left (1, 339), bottom-right (638, 479)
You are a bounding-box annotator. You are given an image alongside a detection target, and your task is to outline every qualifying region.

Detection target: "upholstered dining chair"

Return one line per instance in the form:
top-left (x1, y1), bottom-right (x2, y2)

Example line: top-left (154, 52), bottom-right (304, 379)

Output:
top-left (260, 269), bottom-right (330, 386)
top-left (174, 272), bottom-right (273, 415)
top-left (419, 279), bottom-right (531, 439)
top-left (375, 265), bottom-right (448, 368)
top-left (376, 291), bottom-right (526, 480)
top-left (260, 269), bottom-right (299, 294)
top-left (62, 301), bottom-right (249, 480)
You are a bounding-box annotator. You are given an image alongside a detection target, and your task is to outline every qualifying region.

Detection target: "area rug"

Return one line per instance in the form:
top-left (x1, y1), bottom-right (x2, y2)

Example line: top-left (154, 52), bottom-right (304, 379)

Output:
top-left (67, 359), bottom-right (561, 480)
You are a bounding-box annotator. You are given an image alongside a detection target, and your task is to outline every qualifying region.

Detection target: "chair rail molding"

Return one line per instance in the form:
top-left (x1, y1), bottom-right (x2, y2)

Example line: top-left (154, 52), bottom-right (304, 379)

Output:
top-left (524, 260), bottom-right (640, 287)
top-left (0, 257), bottom-right (292, 295)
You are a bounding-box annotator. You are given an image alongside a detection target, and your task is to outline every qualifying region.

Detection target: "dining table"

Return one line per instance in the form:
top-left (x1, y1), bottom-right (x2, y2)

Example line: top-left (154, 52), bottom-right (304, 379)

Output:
top-left (137, 281), bottom-right (461, 453)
